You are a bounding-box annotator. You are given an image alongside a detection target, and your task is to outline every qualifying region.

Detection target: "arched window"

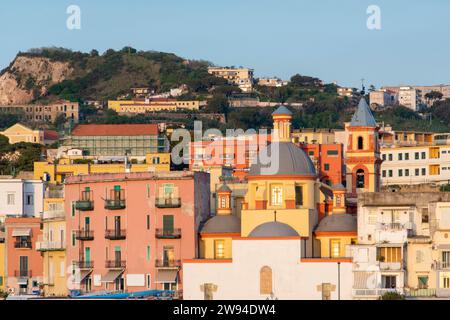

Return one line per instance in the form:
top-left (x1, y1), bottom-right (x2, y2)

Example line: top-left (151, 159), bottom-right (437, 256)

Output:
top-left (356, 169), bottom-right (365, 189)
top-left (260, 266), bottom-right (273, 295)
top-left (220, 196), bottom-right (227, 208)
top-left (357, 136), bottom-right (364, 150)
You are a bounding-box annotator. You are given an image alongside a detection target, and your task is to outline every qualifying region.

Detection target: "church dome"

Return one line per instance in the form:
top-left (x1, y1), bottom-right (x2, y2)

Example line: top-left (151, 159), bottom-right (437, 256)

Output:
top-left (248, 221), bottom-right (299, 238)
top-left (315, 214), bottom-right (357, 233)
top-left (201, 215), bottom-right (241, 234)
top-left (249, 142), bottom-right (316, 177)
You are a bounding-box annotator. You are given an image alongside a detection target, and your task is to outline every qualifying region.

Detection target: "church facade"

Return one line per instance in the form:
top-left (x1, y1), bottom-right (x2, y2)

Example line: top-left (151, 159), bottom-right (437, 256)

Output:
top-left (183, 105), bottom-right (366, 300)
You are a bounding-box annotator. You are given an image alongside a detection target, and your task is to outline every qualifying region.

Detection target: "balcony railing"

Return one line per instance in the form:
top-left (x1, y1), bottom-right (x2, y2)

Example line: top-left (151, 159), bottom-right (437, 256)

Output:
top-left (406, 288), bottom-right (436, 297)
top-left (155, 228), bottom-right (182, 239)
top-left (75, 200), bottom-right (94, 211)
top-left (435, 261), bottom-right (450, 270)
top-left (155, 197), bottom-right (181, 208)
top-left (75, 230), bottom-right (94, 241)
top-left (36, 240), bottom-right (66, 251)
top-left (42, 209), bottom-right (66, 220)
top-left (353, 288), bottom-right (403, 297)
top-left (377, 223), bottom-right (405, 231)
top-left (14, 270), bottom-right (32, 278)
top-left (155, 259), bottom-right (181, 268)
top-left (105, 260), bottom-right (126, 269)
top-left (105, 229), bottom-right (126, 240)
top-left (14, 241), bottom-right (32, 249)
top-left (73, 261), bottom-right (94, 269)
top-left (104, 199), bottom-right (126, 210)
top-left (379, 261), bottom-right (404, 271)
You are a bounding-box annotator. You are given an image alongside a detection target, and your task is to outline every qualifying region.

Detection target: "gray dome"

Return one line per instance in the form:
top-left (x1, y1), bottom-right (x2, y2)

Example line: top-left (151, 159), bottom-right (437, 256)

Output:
top-left (315, 214), bottom-right (357, 233)
top-left (248, 221), bottom-right (299, 238)
top-left (201, 215), bottom-right (241, 234)
top-left (272, 106), bottom-right (293, 116)
top-left (217, 184), bottom-right (232, 193)
top-left (249, 142), bottom-right (316, 177)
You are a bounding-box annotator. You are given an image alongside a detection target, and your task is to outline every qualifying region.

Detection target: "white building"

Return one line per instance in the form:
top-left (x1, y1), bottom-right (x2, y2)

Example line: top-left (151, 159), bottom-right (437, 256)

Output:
top-left (349, 192), bottom-right (431, 299)
top-left (380, 145), bottom-right (450, 186)
top-left (184, 233), bottom-right (353, 300)
top-left (0, 177), bottom-right (44, 221)
top-left (398, 87), bottom-right (421, 111)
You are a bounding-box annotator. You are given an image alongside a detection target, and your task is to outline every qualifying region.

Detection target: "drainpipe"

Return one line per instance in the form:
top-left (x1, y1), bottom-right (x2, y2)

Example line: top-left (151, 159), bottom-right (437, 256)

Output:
top-left (338, 262), bottom-right (341, 300)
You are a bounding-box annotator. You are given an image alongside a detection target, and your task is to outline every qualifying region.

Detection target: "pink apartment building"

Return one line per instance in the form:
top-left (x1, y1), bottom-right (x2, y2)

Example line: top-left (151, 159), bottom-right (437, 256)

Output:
top-left (4, 217), bottom-right (43, 295)
top-left (64, 171), bottom-right (210, 295)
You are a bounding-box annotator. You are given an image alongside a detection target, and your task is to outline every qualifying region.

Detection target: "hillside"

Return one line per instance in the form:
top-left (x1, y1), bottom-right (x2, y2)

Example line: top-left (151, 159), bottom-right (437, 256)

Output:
top-left (0, 47), bottom-right (226, 103)
top-left (0, 47), bottom-right (448, 133)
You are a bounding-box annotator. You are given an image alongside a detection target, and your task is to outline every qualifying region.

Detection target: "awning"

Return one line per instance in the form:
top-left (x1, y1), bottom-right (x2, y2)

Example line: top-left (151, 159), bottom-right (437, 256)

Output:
top-left (73, 270), bottom-right (93, 284)
top-left (377, 243), bottom-right (404, 248)
top-left (353, 272), bottom-right (376, 289)
top-left (155, 270), bottom-right (178, 284)
top-left (101, 270), bottom-right (124, 283)
top-left (12, 228), bottom-right (31, 237)
top-left (438, 244), bottom-right (450, 250)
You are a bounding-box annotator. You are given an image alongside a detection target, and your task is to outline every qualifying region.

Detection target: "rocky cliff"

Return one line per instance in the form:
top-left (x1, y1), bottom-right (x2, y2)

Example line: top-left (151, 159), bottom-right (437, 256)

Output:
top-left (0, 55), bottom-right (73, 105)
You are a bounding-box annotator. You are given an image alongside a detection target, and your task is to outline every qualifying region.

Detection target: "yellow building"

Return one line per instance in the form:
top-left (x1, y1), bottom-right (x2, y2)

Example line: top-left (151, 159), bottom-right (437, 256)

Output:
top-left (37, 189), bottom-right (67, 296)
top-left (198, 106), bottom-right (357, 261)
top-left (200, 184), bottom-right (240, 260)
top-left (34, 153), bottom-right (171, 183)
top-left (108, 99), bottom-right (203, 113)
top-left (292, 129), bottom-right (336, 145)
top-left (315, 184), bottom-right (357, 258)
top-left (207, 67), bottom-right (254, 92)
top-left (0, 123), bottom-right (44, 145)
top-left (345, 98), bottom-right (382, 195)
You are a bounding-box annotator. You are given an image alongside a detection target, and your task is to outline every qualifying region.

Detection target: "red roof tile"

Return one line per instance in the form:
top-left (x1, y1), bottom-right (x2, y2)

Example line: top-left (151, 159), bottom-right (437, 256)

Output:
top-left (44, 130), bottom-right (59, 140)
top-left (71, 124), bottom-right (159, 136)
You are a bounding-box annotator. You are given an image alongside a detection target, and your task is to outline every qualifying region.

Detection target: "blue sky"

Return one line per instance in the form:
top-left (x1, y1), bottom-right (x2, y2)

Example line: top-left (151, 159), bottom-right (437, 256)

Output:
top-left (0, 0), bottom-right (449, 88)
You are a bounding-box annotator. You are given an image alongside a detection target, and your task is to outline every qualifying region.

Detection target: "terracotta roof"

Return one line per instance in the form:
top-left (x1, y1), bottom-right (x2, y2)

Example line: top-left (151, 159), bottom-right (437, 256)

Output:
top-left (44, 130), bottom-right (59, 140)
top-left (71, 124), bottom-right (159, 136)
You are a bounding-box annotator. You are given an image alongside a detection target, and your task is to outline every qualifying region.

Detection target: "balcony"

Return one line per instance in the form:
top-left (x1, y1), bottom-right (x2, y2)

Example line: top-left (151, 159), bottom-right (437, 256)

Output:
top-left (155, 228), bottom-right (182, 239)
top-left (155, 259), bottom-right (181, 268)
top-left (105, 229), bottom-right (126, 240)
top-left (73, 261), bottom-right (94, 269)
top-left (75, 230), bottom-right (94, 241)
top-left (14, 270), bottom-right (32, 278)
top-left (105, 260), bottom-right (126, 269)
top-left (104, 199), bottom-right (126, 210)
top-left (75, 200), bottom-right (94, 211)
top-left (379, 261), bottom-right (404, 271)
top-left (353, 288), bottom-right (403, 297)
top-left (435, 261), bottom-right (450, 270)
top-left (36, 240), bottom-right (66, 251)
top-left (406, 288), bottom-right (436, 297)
top-left (155, 197), bottom-right (181, 208)
top-left (42, 209), bottom-right (66, 220)
top-left (14, 241), bottom-right (32, 249)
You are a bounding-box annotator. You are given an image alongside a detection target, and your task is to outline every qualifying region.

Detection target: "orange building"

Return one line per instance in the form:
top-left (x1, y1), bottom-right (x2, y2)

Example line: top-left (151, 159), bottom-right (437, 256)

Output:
top-left (300, 143), bottom-right (344, 186)
top-left (4, 217), bottom-right (43, 295)
top-left (345, 98), bottom-right (382, 196)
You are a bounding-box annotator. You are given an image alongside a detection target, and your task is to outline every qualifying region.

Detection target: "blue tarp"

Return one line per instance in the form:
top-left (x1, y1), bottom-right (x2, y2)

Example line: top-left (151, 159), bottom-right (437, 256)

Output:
top-left (72, 290), bottom-right (174, 299)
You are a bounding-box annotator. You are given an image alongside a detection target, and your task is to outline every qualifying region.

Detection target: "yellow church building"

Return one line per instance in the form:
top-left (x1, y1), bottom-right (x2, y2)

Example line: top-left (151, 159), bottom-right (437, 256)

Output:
top-left (0, 123), bottom-right (44, 145)
top-left (184, 105), bottom-right (359, 300)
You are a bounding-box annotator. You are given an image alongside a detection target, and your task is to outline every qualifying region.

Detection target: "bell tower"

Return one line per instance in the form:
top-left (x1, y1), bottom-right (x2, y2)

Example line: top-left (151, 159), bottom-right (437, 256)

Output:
top-left (217, 184), bottom-right (232, 216)
top-left (345, 98), bottom-right (381, 195)
top-left (272, 106), bottom-right (292, 142)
